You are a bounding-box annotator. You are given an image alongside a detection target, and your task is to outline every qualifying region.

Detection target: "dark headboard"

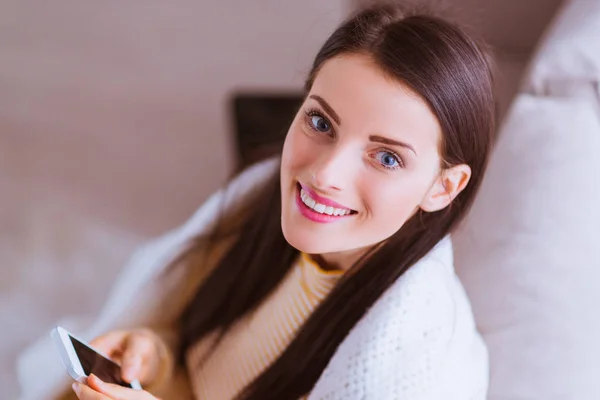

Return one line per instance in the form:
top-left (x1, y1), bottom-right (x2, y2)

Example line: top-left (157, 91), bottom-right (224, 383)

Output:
top-left (230, 92), bottom-right (303, 172)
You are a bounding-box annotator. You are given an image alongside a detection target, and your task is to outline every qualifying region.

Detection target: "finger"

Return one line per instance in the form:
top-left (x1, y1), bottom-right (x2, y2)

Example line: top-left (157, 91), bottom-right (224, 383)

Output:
top-left (90, 332), bottom-right (128, 356)
top-left (72, 382), bottom-right (111, 400)
top-left (120, 333), bottom-right (155, 382)
top-left (88, 374), bottom-right (156, 399)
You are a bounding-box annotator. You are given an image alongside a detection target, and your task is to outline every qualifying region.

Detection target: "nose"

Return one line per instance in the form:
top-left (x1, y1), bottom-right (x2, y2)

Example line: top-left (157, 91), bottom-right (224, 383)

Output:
top-left (311, 146), bottom-right (355, 192)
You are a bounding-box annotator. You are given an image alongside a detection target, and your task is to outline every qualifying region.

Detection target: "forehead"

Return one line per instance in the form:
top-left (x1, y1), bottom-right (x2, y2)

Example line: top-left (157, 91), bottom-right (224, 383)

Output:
top-left (309, 54), bottom-right (442, 154)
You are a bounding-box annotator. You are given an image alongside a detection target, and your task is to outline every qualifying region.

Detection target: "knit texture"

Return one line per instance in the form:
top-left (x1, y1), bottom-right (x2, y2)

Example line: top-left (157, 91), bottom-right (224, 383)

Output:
top-left (307, 237), bottom-right (489, 399)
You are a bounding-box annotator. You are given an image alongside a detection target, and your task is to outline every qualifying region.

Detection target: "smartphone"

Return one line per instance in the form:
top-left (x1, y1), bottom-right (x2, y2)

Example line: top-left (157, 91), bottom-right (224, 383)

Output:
top-left (50, 326), bottom-right (142, 390)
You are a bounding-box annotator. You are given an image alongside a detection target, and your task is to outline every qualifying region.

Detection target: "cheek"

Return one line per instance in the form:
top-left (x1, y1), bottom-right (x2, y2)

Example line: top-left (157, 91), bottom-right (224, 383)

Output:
top-left (360, 175), bottom-right (430, 233)
top-left (281, 122), bottom-right (313, 175)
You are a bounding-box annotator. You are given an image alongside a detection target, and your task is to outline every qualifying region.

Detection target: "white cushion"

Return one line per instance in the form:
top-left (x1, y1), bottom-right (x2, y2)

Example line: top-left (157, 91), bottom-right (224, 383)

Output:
top-left (454, 0), bottom-right (600, 397)
top-left (523, 0), bottom-right (600, 96)
top-left (454, 95), bottom-right (600, 399)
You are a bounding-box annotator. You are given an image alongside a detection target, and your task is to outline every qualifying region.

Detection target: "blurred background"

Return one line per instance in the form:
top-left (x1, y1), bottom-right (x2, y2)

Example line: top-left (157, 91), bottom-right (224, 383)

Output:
top-left (1, 0), bottom-right (564, 398)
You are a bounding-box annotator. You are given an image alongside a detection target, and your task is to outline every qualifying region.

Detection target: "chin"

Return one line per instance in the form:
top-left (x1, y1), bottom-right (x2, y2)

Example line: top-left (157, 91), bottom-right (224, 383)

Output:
top-left (281, 220), bottom-right (334, 254)
top-left (281, 221), bottom-right (315, 253)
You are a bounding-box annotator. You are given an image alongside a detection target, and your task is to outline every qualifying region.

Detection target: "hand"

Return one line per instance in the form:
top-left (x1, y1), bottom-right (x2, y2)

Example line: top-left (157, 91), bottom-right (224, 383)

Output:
top-left (90, 328), bottom-right (163, 387)
top-left (72, 374), bottom-right (160, 400)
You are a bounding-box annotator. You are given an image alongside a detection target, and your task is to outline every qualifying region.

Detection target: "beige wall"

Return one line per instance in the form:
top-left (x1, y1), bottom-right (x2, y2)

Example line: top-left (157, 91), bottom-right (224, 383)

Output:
top-left (1, 0), bottom-right (346, 237)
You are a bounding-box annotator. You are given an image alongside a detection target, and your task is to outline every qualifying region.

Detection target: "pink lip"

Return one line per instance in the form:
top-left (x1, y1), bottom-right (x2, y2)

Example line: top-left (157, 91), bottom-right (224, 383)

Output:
top-left (298, 183), bottom-right (352, 211)
top-left (295, 183), bottom-right (355, 224)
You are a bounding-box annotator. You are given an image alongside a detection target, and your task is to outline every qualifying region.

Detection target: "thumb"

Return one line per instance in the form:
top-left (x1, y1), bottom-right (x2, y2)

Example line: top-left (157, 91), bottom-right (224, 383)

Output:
top-left (88, 374), bottom-right (154, 399)
top-left (120, 334), bottom-right (155, 382)
top-left (90, 331), bottom-right (128, 358)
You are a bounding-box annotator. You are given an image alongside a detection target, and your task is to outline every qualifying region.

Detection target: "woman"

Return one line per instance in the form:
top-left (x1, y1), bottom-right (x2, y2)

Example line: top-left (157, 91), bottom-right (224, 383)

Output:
top-left (72, 3), bottom-right (495, 399)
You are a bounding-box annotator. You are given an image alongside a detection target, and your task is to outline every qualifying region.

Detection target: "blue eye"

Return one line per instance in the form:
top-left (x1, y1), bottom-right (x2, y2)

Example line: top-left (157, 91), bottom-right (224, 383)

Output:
top-left (307, 110), bottom-right (331, 133)
top-left (373, 150), bottom-right (403, 170)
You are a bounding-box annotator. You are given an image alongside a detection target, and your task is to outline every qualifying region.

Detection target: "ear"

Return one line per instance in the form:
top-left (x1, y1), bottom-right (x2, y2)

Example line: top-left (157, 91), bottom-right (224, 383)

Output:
top-left (419, 164), bottom-right (472, 213)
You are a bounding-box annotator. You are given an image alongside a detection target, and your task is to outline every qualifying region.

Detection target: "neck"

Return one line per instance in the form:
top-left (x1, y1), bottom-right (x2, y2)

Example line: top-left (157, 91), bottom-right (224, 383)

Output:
top-left (310, 245), bottom-right (373, 272)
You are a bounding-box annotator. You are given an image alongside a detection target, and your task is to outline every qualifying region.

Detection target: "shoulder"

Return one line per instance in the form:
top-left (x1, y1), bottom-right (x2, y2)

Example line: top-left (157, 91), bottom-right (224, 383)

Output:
top-left (381, 236), bottom-right (488, 398)
top-left (310, 237), bottom-right (488, 399)
top-left (360, 236), bottom-right (463, 336)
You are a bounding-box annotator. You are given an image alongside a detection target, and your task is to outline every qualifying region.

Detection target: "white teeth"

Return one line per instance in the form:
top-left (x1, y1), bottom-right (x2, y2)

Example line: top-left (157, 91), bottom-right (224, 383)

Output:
top-left (300, 188), bottom-right (353, 216)
top-left (314, 203), bottom-right (326, 213)
top-left (301, 190), bottom-right (316, 209)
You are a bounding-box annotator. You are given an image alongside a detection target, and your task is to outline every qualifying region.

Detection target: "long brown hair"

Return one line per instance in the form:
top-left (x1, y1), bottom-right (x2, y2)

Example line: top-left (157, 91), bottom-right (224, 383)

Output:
top-left (179, 3), bottom-right (495, 399)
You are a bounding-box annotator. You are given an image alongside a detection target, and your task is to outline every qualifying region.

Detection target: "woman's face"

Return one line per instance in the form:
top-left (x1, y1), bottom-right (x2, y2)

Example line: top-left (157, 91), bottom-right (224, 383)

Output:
top-left (280, 53), bottom-right (450, 270)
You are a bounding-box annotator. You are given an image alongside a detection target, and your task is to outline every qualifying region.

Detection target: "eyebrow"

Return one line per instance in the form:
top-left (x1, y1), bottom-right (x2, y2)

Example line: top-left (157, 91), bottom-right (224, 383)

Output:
top-left (369, 135), bottom-right (417, 156)
top-left (309, 95), bottom-right (341, 126)
top-left (309, 94), bottom-right (417, 156)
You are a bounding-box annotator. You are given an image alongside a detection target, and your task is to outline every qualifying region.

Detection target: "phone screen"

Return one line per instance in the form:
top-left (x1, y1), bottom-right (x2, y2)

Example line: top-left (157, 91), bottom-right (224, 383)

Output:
top-left (69, 335), bottom-right (135, 388)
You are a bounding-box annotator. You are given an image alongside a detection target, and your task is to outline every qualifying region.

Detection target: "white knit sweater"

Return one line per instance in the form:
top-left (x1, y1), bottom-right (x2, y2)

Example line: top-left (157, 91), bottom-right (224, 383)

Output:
top-left (308, 237), bottom-right (489, 399)
top-left (18, 157), bottom-right (488, 400)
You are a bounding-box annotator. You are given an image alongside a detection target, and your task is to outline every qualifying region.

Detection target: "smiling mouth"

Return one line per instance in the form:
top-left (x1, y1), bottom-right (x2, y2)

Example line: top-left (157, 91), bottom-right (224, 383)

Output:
top-left (296, 182), bottom-right (357, 217)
